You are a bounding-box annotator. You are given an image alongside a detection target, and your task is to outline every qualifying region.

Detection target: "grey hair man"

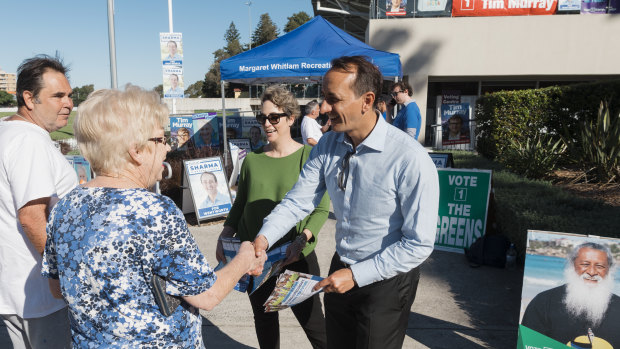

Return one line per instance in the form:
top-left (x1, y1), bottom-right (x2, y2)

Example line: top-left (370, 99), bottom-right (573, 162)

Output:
top-left (0, 55), bottom-right (76, 348)
top-left (301, 100), bottom-right (330, 146)
top-left (522, 242), bottom-right (620, 347)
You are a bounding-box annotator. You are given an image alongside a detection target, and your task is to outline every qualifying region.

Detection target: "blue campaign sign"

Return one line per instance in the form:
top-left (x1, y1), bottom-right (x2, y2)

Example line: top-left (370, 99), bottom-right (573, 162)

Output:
top-left (184, 157), bottom-right (232, 221)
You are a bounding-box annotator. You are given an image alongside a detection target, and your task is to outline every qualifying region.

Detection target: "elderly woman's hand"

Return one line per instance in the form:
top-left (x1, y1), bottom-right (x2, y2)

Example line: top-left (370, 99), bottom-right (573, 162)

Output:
top-left (238, 241), bottom-right (266, 276)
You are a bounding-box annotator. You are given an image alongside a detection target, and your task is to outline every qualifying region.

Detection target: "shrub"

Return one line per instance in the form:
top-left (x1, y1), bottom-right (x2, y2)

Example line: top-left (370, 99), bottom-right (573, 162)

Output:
top-left (498, 134), bottom-right (566, 180)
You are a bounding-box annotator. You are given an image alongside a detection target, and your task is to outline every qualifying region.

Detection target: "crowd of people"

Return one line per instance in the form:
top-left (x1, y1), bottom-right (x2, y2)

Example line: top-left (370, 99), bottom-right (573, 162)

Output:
top-left (0, 54), bottom-right (440, 348)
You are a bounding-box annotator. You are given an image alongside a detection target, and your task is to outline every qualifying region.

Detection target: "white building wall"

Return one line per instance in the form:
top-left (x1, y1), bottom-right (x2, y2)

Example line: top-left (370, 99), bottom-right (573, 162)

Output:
top-left (367, 15), bottom-right (620, 142)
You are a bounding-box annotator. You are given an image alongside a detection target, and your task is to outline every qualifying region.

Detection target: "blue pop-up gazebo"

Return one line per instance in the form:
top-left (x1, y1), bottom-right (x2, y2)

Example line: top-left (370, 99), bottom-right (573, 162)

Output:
top-left (220, 15), bottom-right (402, 84)
top-left (218, 15), bottom-right (402, 163)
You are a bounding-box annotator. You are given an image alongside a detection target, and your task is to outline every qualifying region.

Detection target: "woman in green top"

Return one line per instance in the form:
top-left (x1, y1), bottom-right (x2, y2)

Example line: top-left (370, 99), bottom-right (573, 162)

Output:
top-left (217, 86), bottom-right (330, 349)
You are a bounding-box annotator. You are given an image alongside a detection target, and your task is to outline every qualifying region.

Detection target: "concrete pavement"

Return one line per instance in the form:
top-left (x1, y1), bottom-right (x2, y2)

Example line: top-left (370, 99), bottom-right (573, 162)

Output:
top-left (0, 210), bottom-right (523, 348)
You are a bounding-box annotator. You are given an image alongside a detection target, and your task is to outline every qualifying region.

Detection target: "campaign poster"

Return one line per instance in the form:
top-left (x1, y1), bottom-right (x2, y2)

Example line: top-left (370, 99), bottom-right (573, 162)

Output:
top-left (441, 103), bottom-right (471, 146)
top-left (228, 140), bottom-right (249, 187)
top-left (417, 0), bottom-right (453, 17)
top-left (184, 157), bottom-right (232, 221)
top-left (223, 116), bottom-right (243, 143)
top-left (386, 0), bottom-right (409, 15)
top-left (192, 112), bottom-right (219, 148)
top-left (442, 90), bottom-right (461, 104)
top-left (557, 0), bottom-right (581, 10)
top-left (160, 32), bottom-right (183, 66)
top-left (581, 0), bottom-right (608, 13)
top-left (452, 0), bottom-right (557, 16)
top-left (435, 168), bottom-right (492, 252)
top-left (518, 230), bottom-right (620, 348)
top-left (170, 116), bottom-right (193, 150)
top-left (163, 66), bottom-right (184, 99)
top-left (73, 155), bottom-right (92, 185)
top-left (242, 116), bottom-right (266, 151)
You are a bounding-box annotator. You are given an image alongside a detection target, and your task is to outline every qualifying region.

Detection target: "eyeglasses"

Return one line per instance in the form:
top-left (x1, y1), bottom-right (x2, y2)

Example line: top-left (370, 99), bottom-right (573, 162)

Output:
top-left (391, 90), bottom-right (403, 98)
top-left (337, 151), bottom-right (354, 191)
top-left (148, 136), bottom-right (169, 145)
top-left (256, 112), bottom-right (288, 125)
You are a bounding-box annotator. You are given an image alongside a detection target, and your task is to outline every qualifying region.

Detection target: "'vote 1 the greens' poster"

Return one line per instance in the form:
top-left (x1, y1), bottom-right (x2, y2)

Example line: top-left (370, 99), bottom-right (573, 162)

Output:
top-left (435, 168), bottom-right (492, 252)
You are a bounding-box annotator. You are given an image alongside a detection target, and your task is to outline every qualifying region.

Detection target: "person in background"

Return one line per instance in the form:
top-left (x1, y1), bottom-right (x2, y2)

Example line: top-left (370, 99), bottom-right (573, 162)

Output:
top-left (0, 55), bottom-right (76, 349)
top-left (218, 85), bottom-right (329, 349)
top-left (301, 100), bottom-right (330, 146)
top-left (42, 85), bottom-right (265, 348)
top-left (391, 81), bottom-right (422, 140)
top-left (253, 56), bottom-right (439, 349)
top-left (376, 94), bottom-right (393, 121)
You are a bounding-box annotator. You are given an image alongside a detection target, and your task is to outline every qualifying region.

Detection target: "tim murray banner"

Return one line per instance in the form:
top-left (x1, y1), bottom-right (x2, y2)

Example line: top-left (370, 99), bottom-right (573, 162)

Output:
top-left (452, 0), bottom-right (557, 16)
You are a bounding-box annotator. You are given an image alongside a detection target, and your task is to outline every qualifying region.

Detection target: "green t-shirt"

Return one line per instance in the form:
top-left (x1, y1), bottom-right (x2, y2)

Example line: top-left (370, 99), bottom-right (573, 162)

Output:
top-left (224, 145), bottom-right (330, 257)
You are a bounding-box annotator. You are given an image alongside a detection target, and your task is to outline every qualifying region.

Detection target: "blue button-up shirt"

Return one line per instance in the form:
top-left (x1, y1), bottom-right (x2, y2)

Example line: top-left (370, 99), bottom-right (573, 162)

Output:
top-left (259, 115), bottom-right (439, 287)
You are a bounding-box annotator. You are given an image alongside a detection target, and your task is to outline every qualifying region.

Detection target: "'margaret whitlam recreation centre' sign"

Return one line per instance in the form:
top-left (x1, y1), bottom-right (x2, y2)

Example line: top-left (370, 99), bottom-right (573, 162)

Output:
top-left (435, 168), bottom-right (492, 251)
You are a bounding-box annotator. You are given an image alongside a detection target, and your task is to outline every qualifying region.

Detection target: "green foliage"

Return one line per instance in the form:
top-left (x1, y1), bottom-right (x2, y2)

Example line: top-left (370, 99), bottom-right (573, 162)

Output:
top-left (453, 151), bottom-right (620, 261)
top-left (252, 13), bottom-right (279, 47)
top-left (202, 22), bottom-right (248, 98)
top-left (498, 134), bottom-right (566, 180)
top-left (564, 100), bottom-right (620, 183)
top-left (0, 91), bottom-right (16, 106)
top-left (284, 12), bottom-right (311, 33)
top-left (153, 84), bottom-right (163, 98)
top-left (71, 84), bottom-right (94, 106)
top-left (184, 80), bottom-right (204, 98)
top-left (224, 22), bottom-right (243, 57)
top-left (475, 80), bottom-right (620, 161)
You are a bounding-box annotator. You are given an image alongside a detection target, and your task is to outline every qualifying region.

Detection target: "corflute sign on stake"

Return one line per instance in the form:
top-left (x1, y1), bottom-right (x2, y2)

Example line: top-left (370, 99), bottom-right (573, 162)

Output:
top-left (435, 168), bottom-right (492, 252)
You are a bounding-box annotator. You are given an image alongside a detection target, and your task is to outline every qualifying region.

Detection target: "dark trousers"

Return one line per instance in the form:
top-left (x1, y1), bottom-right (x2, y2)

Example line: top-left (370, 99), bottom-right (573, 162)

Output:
top-left (324, 253), bottom-right (420, 349)
top-left (248, 251), bottom-right (327, 349)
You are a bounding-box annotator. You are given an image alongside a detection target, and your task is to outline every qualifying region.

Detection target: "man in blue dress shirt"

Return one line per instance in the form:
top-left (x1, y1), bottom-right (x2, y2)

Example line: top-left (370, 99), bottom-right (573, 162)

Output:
top-left (253, 56), bottom-right (439, 349)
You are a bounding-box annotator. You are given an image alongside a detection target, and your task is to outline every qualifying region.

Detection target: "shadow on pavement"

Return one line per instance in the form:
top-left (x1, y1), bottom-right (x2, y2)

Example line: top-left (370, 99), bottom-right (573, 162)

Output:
top-left (406, 250), bottom-right (523, 348)
top-left (201, 317), bottom-right (254, 348)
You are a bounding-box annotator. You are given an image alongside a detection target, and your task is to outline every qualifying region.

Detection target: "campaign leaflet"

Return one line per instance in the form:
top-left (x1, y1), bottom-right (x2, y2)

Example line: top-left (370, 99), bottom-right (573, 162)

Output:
top-left (215, 237), bottom-right (291, 294)
top-left (263, 270), bottom-right (324, 312)
top-left (184, 157), bottom-right (232, 220)
top-left (192, 112), bottom-right (219, 148)
top-left (170, 116), bottom-right (193, 149)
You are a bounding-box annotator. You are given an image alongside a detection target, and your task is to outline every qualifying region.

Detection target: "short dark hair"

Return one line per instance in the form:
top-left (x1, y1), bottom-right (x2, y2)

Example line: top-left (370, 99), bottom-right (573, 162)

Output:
top-left (329, 56), bottom-right (382, 106)
top-left (392, 81), bottom-right (413, 97)
top-left (16, 55), bottom-right (69, 108)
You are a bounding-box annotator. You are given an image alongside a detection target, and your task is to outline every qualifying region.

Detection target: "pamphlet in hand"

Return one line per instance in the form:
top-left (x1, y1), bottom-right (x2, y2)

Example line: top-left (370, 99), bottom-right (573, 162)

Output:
top-left (263, 270), bottom-right (324, 312)
top-left (214, 237), bottom-right (291, 294)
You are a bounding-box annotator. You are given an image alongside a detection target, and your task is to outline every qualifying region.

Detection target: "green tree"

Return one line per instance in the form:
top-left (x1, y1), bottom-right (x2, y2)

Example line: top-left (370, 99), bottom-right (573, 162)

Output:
top-left (71, 84), bottom-right (94, 106)
top-left (0, 91), bottom-right (16, 107)
top-left (251, 13), bottom-right (279, 48)
top-left (284, 11), bottom-right (311, 33)
top-left (202, 22), bottom-right (248, 98)
top-left (225, 22), bottom-right (243, 57)
top-left (154, 84), bottom-right (163, 98)
top-left (184, 80), bottom-right (204, 98)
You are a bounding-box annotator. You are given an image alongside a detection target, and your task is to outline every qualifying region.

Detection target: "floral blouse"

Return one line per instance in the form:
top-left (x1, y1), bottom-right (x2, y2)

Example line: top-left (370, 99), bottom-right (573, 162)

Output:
top-left (43, 187), bottom-right (216, 348)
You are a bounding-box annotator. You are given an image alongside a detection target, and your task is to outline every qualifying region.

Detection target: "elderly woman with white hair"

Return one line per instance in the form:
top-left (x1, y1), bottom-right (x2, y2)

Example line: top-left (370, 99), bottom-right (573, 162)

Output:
top-left (42, 85), bottom-right (265, 347)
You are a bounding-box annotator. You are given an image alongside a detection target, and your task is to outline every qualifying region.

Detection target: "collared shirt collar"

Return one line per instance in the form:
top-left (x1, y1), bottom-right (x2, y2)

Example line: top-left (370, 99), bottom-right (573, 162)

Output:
top-left (336, 111), bottom-right (386, 152)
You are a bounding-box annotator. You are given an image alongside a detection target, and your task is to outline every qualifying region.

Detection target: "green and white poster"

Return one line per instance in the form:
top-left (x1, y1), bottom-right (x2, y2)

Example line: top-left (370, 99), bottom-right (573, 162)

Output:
top-left (435, 168), bottom-right (492, 251)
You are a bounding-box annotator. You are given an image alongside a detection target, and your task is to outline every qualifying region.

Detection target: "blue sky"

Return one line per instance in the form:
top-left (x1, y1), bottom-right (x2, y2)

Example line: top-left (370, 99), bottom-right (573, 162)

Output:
top-left (1, 0), bottom-right (313, 91)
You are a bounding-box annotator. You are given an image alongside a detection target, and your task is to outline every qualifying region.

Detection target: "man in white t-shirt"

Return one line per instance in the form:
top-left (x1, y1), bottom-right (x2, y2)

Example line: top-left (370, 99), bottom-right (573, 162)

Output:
top-left (0, 55), bottom-right (77, 348)
top-left (301, 100), bottom-right (330, 146)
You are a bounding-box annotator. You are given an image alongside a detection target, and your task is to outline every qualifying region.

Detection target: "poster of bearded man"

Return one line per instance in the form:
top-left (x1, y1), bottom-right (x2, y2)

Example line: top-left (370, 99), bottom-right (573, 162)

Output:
top-left (519, 230), bottom-right (620, 349)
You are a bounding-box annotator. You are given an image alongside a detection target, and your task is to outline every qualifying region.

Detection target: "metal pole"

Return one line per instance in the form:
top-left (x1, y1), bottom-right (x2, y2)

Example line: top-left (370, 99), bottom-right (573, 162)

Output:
top-left (221, 81), bottom-right (228, 169)
top-left (107, 0), bottom-right (118, 89)
top-left (246, 1), bottom-right (252, 99)
top-left (168, 0), bottom-right (177, 114)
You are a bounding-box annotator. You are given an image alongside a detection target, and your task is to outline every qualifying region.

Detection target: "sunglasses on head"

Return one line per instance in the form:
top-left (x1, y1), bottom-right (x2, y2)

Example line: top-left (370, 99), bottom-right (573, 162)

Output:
top-left (256, 112), bottom-right (288, 125)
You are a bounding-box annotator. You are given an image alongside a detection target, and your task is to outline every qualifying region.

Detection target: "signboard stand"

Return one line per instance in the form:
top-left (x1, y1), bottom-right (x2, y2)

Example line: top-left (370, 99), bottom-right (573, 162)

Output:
top-left (182, 156), bottom-right (233, 225)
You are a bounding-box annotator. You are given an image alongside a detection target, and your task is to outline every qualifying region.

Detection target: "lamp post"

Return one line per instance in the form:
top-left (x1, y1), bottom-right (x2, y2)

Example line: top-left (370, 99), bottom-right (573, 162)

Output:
top-left (245, 1), bottom-right (252, 98)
